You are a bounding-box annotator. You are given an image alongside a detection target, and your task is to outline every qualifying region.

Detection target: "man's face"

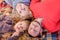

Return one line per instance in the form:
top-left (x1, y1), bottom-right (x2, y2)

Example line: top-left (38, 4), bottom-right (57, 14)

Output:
top-left (28, 21), bottom-right (41, 37)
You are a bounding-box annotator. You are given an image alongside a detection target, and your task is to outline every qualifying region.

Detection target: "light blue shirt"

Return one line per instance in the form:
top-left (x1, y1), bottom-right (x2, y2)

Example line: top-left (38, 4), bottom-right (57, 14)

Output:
top-left (5, 0), bottom-right (30, 8)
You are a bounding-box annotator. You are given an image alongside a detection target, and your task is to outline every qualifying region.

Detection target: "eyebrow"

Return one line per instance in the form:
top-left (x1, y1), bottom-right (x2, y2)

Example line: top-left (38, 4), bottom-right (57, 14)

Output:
top-left (34, 20), bottom-right (40, 26)
top-left (32, 23), bottom-right (38, 27)
top-left (32, 21), bottom-right (40, 28)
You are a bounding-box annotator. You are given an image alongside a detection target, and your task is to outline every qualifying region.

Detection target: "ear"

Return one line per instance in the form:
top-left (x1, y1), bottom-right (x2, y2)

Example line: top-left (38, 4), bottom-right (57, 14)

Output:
top-left (28, 10), bottom-right (33, 18)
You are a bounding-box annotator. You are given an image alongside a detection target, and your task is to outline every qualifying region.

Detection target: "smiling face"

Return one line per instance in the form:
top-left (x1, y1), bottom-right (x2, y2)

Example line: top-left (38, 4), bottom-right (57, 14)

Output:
top-left (16, 3), bottom-right (29, 14)
top-left (16, 3), bottom-right (33, 20)
top-left (4, 8), bottom-right (12, 15)
top-left (14, 21), bottom-right (30, 32)
top-left (28, 21), bottom-right (41, 37)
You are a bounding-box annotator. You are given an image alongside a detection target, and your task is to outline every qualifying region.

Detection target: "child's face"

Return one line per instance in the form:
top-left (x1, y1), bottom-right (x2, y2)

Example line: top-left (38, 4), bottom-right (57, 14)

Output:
top-left (16, 3), bottom-right (33, 20)
top-left (4, 8), bottom-right (12, 15)
top-left (0, 7), bottom-right (12, 15)
top-left (28, 21), bottom-right (41, 37)
top-left (14, 21), bottom-right (30, 32)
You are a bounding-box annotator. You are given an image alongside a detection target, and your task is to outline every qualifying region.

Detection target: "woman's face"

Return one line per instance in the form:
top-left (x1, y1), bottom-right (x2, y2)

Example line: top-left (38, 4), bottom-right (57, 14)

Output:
top-left (16, 3), bottom-right (32, 19)
top-left (14, 21), bottom-right (29, 32)
top-left (28, 21), bottom-right (41, 37)
top-left (16, 3), bottom-right (29, 15)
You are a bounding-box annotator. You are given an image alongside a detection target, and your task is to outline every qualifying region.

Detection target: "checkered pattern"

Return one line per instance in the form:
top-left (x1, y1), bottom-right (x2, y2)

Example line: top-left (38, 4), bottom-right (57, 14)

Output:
top-left (40, 29), bottom-right (60, 40)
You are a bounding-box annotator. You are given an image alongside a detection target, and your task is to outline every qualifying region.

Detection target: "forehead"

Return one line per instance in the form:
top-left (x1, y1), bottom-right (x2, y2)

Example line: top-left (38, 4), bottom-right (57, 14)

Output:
top-left (29, 21), bottom-right (40, 28)
top-left (17, 3), bottom-right (28, 8)
top-left (31, 21), bottom-right (39, 25)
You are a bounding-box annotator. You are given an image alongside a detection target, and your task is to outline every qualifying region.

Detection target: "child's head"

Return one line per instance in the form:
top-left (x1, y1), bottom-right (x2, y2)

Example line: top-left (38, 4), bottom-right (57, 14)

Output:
top-left (14, 20), bottom-right (30, 32)
top-left (3, 7), bottom-right (12, 15)
top-left (0, 1), bottom-right (12, 15)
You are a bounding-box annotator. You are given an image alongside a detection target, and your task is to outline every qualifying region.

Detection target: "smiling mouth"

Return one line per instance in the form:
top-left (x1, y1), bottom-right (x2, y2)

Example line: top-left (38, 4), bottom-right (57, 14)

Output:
top-left (17, 26), bottom-right (23, 30)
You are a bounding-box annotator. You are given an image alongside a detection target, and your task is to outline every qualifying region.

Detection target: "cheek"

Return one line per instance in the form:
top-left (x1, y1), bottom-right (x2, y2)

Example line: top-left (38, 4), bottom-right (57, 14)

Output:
top-left (14, 24), bottom-right (20, 30)
top-left (31, 28), bottom-right (39, 33)
top-left (22, 24), bottom-right (28, 30)
top-left (15, 26), bottom-right (23, 32)
top-left (15, 26), bottom-right (20, 31)
top-left (28, 27), bottom-right (39, 37)
top-left (16, 7), bottom-right (21, 13)
top-left (20, 10), bottom-right (28, 16)
top-left (16, 9), bottom-right (20, 13)
top-left (35, 26), bottom-right (40, 31)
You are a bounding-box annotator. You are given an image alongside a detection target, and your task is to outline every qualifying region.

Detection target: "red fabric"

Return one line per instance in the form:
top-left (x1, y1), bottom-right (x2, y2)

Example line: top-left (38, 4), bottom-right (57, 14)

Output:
top-left (0, 2), bottom-right (11, 10)
top-left (30, 0), bottom-right (60, 32)
top-left (0, 2), bottom-right (4, 9)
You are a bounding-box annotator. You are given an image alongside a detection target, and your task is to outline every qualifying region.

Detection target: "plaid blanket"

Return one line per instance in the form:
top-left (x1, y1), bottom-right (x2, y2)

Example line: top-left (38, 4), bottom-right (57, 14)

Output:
top-left (0, 29), bottom-right (60, 40)
top-left (41, 30), bottom-right (60, 40)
